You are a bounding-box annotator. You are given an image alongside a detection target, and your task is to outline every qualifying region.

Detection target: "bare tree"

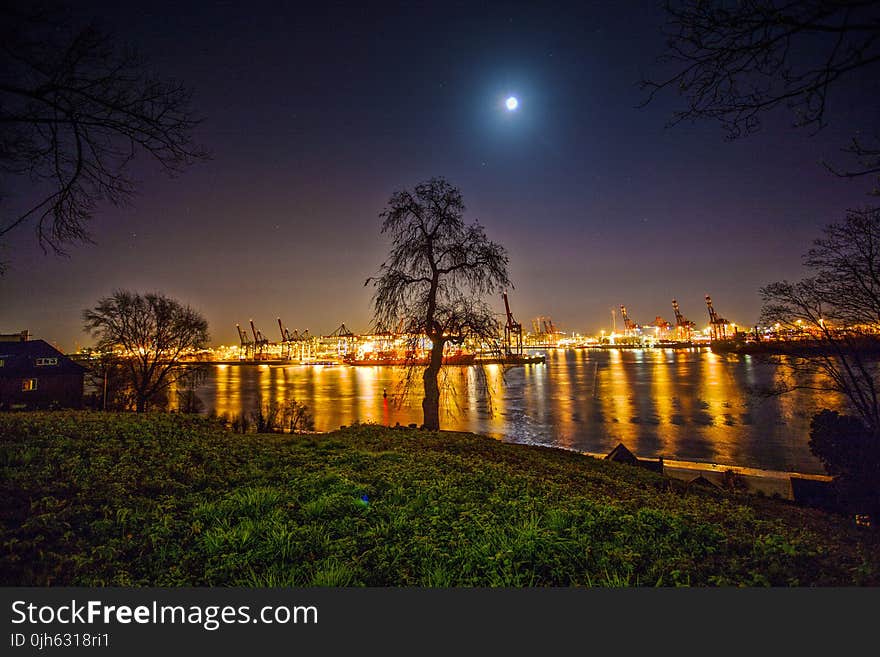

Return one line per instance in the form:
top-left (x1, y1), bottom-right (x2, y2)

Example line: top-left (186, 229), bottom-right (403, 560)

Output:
top-left (0, 4), bottom-right (206, 257)
top-left (761, 207), bottom-right (880, 516)
top-left (367, 177), bottom-right (511, 431)
top-left (642, 1), bottom-right (880, 189)
top-left (83, 290), bottom-right (209, 412)
top-left (760, 207), bottom-right (880, 431)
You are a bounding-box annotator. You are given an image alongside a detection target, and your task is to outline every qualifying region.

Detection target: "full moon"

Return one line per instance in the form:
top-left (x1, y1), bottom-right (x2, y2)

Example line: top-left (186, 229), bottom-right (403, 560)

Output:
top-left (505, 96), bottom-right (518, 110)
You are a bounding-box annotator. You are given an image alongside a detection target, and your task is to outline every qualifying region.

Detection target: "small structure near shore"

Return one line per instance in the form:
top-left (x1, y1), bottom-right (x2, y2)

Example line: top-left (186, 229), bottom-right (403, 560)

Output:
top-left (0, 334), bottom-right (85, 410)
top-left (605, 442), bottom-right (664, 474)
top-left (600, 442), bottom-right (837, 508)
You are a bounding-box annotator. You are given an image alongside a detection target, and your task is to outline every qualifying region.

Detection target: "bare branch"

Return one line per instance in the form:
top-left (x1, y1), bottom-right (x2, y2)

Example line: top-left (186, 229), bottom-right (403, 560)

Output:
top-left (642, 0), bottom-right (880, 186)
top-left (760, 206), bottom-right (880, 433)
top-left (0, 6), bottom-right (208, 257)
top-left (367, 177), bottom-right (511, 430)
top-left (82, 290), bottom-right (209, 412)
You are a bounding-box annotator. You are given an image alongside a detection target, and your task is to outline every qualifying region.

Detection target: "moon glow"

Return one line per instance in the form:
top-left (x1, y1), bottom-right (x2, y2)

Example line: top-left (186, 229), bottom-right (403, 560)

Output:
top-left (505, 96), bottom-right (518, 110)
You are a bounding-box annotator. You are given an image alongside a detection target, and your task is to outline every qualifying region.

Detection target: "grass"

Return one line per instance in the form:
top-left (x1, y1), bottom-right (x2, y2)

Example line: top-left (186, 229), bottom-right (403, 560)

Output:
top-left (1, 411), bottom-right (878, 586)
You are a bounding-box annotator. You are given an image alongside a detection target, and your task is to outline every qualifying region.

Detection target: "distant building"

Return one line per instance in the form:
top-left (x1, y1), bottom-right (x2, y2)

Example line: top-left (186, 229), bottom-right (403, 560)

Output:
top-left (0, 336), bottom-right (85, 410)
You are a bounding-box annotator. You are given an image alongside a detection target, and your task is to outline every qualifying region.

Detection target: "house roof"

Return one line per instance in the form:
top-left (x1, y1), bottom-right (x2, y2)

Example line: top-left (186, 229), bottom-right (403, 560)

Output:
top-left (687, 475), bottom-right (721, 490)
top-left (0, 340), bottom-right (86, 376)
top-left (605, 442), bottom-right (639, 464)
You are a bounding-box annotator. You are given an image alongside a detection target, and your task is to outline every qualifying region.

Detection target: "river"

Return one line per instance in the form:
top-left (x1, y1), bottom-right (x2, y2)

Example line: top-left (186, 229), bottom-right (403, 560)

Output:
top-left (193, 347), bottom-right (843, 475)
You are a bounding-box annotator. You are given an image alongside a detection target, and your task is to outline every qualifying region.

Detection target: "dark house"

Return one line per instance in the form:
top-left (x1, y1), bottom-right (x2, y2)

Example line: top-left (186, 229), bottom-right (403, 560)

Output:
top-left (0, 338), bottom-right (85, 410)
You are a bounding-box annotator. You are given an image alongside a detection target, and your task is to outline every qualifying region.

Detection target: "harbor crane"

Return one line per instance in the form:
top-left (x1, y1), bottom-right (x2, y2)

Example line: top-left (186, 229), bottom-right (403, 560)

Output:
top-left (672, 299), bottom-right (696, 341)
top-left (705, 295), bottom-right (732, 341)
top-left (328, 323), bottom-right (355, 338)
top-left (236, 323), bottom-right (254, 360)
top-left (619, 305), bottom-right (639, 336)
top-left (531, 315), bottom-right (557, 336)
top-left (278, 319), bottom-right (313, 361)
top-left (327, 323), bottom-right (356, 357)
top-left (503, 292), bottom-right (523, 356)
top-left (278, 318), bottom-right (306, 359)
top-left (249, 319), bottom-right (270, 358)
top-left (278, 318), bottom-right (294, 343)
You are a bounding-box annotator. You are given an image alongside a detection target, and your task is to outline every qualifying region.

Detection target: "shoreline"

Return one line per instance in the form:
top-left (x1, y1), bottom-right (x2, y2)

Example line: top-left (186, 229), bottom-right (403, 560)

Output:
top-left (580, 448), bottom-right (832, 501)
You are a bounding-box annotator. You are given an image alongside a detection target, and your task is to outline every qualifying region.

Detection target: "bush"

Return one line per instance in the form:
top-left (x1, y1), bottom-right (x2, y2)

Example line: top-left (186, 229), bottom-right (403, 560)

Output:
top-left (251, 401), bottom-right (284, 433)
top-left (246, 399), bottom-right (315, 434)
top-left (284, 399), bottom-right (315, 433)
top-left (809, 409), bottom-right (880, 523)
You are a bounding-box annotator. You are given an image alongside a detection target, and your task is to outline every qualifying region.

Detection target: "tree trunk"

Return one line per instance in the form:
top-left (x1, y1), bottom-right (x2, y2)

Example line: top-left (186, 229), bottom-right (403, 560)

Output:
top-left (422, 338), bottom-right (444, 430)
top-left (136, 395), bottom-right (147, 413)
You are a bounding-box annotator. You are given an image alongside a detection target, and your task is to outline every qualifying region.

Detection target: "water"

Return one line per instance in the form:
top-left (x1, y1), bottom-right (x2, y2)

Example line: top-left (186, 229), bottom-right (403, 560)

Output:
top-left (194, 348), bottom-right (843, 475)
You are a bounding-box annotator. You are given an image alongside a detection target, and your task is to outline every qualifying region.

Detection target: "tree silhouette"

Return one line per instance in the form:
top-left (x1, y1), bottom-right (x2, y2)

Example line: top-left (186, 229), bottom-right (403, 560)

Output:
top-left (761, 207), bottom-right (880, 431)
top-left (367, 178), bottom-right (511, 431)
top-left (0, 5), bottom-right (206, 258)
top-left (642, 0), bottom-right (880, 190)
top-left (83, 290), bottom-right (209, 413)
top-left (761, 207), bottom-right (880, 519)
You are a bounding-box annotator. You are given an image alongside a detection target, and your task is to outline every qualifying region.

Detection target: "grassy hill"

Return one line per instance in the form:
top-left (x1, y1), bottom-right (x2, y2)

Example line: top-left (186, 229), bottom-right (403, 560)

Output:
top-left (1, 411), bottom-right (877, 586)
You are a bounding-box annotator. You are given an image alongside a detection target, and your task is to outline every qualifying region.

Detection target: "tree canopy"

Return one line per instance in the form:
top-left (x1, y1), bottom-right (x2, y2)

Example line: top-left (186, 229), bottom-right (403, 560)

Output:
top-left (367, 177), bottom-right (511, 430)
top-left (0, 5), bottom-right (206, 257)
top-left (760, 207), bottom-right (880, 519)
top-left (642, 0), bottom-right (880, 188)
top-left (83, 290), bottom-right (209, 412)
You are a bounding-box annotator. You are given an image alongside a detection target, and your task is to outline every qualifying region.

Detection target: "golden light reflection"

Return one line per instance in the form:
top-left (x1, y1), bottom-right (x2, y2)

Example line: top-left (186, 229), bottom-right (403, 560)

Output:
top-left (190, 351), bottom-right (837, 473)
top-left (548, 350), bottom-right (576, 449)
top-left (650, 349), bottom-right (674, 457)
top-left (464, 364), bottom-right (507, 438)
top-left (693, 350), bottom-right (740, 464)
top-left (600, 348), bottom-right (638, 448)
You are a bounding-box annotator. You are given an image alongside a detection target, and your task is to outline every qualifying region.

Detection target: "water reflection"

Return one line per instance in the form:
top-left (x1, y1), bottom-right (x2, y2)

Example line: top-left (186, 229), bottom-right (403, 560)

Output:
top-left (194, 349), bottom-right (841, 474)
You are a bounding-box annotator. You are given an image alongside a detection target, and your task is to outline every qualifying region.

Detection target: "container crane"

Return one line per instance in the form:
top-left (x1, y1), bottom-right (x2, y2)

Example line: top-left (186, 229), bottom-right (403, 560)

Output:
top-left (328, 323), bottom-right (355, 358)
top-left (531, 315), bottom-right (557, 338)
top-left (328, 323), bottom-right (354, 338)
top-left (705, 295), bottom-right (732, 341)
top-left (236, 323), bottom-right (254, 360)
top-left (249, 319), bottom-right (270, 358)
top-left (503, 292), bottom-right (523, 356)
top-left (619, 305), bottom-right (639, 336)
top-left (672, 299), bottom-right (696, 341)
top-left (278, 318), bottom-right (296, 359)
top-left (278, 318), bottom-right (295, 343)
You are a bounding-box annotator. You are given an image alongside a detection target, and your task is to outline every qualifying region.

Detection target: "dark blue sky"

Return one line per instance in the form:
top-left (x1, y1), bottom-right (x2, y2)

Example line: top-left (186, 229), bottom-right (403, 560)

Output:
top-left (1, 1), bottom-right (875, 350)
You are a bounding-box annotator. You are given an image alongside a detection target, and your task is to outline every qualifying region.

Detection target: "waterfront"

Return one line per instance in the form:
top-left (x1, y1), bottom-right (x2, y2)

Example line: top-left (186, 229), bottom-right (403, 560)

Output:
top-left (193, 347), bottom-right (843, 475)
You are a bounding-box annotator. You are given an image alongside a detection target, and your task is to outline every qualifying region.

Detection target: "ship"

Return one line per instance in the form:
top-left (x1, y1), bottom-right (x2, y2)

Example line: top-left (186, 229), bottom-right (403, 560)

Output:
top-left (475, 353), bottom-right (546, 365)
top-left (343, 350), bottom-right (476, 366)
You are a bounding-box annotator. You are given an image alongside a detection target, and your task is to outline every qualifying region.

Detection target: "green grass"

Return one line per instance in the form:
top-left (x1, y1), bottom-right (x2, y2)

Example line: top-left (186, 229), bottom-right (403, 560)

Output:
top-left (1, 411), bottom-right (878, 586)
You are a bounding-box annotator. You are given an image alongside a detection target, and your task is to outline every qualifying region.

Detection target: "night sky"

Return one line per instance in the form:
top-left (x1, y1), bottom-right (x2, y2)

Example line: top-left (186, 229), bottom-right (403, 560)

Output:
top-left (1, 1), bottom-right (876, 351)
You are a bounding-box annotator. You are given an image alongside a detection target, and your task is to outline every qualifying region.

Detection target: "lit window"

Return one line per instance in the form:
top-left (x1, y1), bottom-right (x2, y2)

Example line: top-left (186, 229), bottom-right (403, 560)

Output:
top-left (0, 359), bottom-right (4, 367)
top-left (22, 378), bottom-right (38, 392)
top-left (35, 357), bottom-right (58, 366)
